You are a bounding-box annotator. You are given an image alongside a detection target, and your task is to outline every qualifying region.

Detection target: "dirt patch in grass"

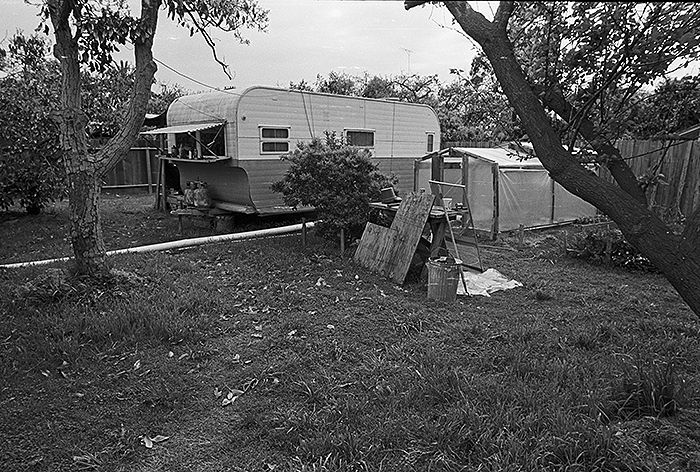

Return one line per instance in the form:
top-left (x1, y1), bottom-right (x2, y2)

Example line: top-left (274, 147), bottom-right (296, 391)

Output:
top-left (1, 194), bottom-right (699, 471)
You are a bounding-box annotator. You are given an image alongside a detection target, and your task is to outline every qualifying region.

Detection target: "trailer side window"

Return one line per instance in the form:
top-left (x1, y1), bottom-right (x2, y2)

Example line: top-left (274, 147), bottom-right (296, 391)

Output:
top-left (260, 127), bottom-right (290, 154)
top-left (426, 133), bottom-right (435, 153)
top-left (346, 130), bottom-right (375, 148)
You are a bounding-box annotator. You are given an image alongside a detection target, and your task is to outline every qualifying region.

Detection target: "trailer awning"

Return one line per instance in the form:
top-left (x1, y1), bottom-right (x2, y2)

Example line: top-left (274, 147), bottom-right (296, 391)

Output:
top-left (141, 121), bottom-right (225, 135)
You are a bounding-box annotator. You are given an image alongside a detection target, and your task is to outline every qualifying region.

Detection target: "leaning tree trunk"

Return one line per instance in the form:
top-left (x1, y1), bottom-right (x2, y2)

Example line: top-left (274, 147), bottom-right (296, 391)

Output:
top-left (49, 0), bottom-right (160, 276)
top-left (441, 1), bottom-right (700, 316)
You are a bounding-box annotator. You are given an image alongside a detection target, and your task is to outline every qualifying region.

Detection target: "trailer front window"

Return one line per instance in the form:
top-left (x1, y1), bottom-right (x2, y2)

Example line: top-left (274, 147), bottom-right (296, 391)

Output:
top-left (260, 127), bottom-right (290, 154)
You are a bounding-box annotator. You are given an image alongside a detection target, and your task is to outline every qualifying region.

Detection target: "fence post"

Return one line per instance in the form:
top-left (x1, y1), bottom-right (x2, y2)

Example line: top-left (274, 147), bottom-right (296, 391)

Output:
top-left (145, 148), bottom-right (153, 194)
top-left (517, 224), bottom-right (524, 250)
top-left (340, 228), bottom-right (345, 256)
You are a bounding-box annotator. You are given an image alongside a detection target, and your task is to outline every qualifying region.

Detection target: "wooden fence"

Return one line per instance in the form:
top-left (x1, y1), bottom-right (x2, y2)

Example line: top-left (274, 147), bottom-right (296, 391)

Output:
top-left (102, 146), bottom-right (160, 193)
top-left (608, 139), bottom-right (699, 217)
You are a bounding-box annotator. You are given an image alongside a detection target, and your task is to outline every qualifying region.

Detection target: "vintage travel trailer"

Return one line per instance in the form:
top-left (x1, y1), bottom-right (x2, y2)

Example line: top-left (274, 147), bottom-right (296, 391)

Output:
top-left (143, 86), bottom-right (441, 215)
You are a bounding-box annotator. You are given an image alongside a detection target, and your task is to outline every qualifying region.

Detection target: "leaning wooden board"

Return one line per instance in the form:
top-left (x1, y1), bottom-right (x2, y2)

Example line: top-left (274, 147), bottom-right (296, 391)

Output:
top-left (354, 192), bottom-right (434, 284)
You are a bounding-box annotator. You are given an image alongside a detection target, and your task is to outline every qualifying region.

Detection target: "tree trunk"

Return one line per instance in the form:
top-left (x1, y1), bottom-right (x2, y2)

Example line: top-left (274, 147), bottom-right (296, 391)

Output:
top-left (67, 169), bottom-right (107, 275)
top-left (442, 1), bottom-right (700, 317)
top-left (49, 0), bottom-right (160, 276)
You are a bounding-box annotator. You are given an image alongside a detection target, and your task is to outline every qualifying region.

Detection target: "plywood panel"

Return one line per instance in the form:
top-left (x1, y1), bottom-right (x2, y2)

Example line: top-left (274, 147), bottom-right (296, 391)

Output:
top-left (354, 192), bottom-right (433, 284)
top-left (353, 223), bottom-right (398, 276)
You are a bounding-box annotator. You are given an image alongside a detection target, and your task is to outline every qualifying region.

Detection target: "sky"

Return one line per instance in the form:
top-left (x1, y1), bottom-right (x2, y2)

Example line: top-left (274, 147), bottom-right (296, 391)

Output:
top-left (0, 0), bottom-right (493, 93)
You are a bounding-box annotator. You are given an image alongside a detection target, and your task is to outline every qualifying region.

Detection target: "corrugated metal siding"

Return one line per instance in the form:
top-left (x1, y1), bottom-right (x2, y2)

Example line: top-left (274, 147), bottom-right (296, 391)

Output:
top-left (167, 91), bottom-right (241, 157)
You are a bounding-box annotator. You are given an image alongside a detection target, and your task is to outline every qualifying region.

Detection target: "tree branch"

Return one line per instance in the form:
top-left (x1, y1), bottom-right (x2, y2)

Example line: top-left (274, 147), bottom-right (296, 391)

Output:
top-left (96, 0), bottom-right (160, 175)
top-left (185, 10), bottom-right (232, 80)
top-left (493, 1), bottom-right (514, 31)
top-left (536, 83), bottom-right (647, 204)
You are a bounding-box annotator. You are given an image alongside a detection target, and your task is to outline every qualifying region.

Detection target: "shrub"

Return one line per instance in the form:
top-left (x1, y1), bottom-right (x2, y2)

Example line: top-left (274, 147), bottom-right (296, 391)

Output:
top-left (0, 150), bottom-right (66, 214)
top-left (272, 133), bottom-right (395, 242)
top-left (567, 228), bottom-right (657, 272)
top-left (0, 33), bottom-right (65, 214)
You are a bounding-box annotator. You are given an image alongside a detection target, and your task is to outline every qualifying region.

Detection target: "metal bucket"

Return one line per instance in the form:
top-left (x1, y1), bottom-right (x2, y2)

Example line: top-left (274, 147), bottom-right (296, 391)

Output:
top-left (427, 257), bottom-right (460, 302)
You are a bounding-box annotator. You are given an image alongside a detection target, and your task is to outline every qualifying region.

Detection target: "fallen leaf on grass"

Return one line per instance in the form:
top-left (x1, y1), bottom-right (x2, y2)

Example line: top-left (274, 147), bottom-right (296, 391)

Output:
top-left (73, 453), bottom-right (100, 467)
top-left (221, 389), bottom-right (244, 406)
top-left (24, 457), bottom-right (43, 467)
top-left (315, 277), bottom-right (329, 287)
top-left (243, 378), bottom-right (259, 391)
top-left (138, 369), bottom-right (151, 377)
top-left (141, 434), bottom-right (170, 448)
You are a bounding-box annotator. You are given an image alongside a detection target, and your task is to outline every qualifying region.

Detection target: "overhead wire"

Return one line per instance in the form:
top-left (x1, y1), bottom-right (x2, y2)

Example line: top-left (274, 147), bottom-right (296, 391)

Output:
top-left (153, 56), bottom-right (243, 97)
top-left (152, 50), bottom-right (682, 166)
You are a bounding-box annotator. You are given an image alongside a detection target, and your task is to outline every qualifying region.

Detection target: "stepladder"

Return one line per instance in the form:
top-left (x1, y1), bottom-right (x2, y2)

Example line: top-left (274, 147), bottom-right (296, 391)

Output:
top-left (429, 179), bottom-right (484, 273)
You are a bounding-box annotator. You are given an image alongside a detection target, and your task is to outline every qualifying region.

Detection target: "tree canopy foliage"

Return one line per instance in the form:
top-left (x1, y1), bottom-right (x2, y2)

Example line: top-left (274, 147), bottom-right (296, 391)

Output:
top-left (0, 31), bottom-right (187, 214)
top-left (0, 34), bottom-right (63, 214)
top-left (291, 69), bottom-right (523, 143)
top-left (507, 2), bottom-right (700, 149)
top-left (629, 75), bottom-right (700, 138)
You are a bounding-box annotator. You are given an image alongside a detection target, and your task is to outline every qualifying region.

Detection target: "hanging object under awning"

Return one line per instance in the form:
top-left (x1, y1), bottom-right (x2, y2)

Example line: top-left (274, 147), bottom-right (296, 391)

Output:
top-left (141, 121), bottom-right (225, 135)
top-left (144, 111), bottom-right (167, 127)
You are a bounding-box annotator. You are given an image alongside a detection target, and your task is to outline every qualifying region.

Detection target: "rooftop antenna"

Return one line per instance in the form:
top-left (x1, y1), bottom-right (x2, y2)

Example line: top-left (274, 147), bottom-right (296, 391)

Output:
top-left (401, 47), bottom-right (414, 74)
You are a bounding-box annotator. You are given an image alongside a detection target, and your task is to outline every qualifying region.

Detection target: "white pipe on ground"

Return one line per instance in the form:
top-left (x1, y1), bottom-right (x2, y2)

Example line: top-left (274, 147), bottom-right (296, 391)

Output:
top-left (0, 221), bottom-right (317, 269)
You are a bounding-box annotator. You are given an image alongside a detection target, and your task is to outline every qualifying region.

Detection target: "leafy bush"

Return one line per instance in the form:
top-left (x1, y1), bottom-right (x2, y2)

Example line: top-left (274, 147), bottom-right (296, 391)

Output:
top-left (271, 133), bottom-right (395, 242)
top-left (0, 151), bottom-right (66, 214)
top-left (0, 33), bottom-right (186, 214)
top-left (567, 228), bottom-right (658, 272)
top-left (0, 33), bottom-right (65, 214)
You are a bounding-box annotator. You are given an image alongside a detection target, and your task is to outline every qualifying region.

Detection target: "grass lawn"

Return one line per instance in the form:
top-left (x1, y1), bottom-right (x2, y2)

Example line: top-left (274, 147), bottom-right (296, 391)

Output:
top-left (1, 194), bottom-right (699, 471)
